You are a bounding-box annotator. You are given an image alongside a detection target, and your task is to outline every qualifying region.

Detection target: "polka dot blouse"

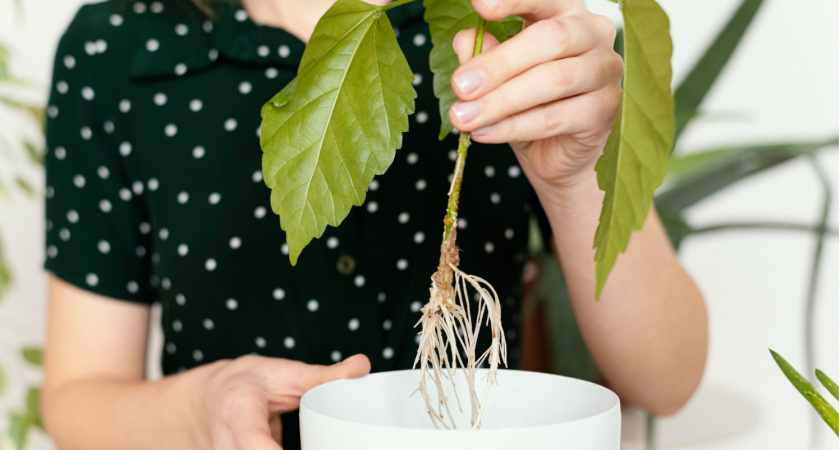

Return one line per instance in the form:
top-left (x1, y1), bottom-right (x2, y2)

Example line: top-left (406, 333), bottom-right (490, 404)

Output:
top-left (45, 1), bottom-right (535, 383)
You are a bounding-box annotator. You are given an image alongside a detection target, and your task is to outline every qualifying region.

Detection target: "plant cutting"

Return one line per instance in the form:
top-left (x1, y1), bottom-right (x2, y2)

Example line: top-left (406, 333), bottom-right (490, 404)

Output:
top-left (261, 0), bottom-right (676, 428)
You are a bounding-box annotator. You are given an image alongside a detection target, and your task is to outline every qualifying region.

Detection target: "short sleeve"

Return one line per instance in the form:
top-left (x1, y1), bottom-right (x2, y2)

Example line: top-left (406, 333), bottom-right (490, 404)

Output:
top-left (44, 5), bottom-right (156, 304)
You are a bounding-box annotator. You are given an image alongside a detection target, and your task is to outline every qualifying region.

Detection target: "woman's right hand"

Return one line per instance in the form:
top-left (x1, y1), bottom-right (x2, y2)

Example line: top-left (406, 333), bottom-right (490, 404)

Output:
top-left (193, 354), bottom-right (372, 449)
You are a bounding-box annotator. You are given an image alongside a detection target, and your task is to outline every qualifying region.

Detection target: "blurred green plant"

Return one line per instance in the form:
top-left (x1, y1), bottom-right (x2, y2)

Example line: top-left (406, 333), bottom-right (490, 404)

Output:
top-left (4, 348), bottom-right (44, 450)
top-left (770, 350), bottom-right (838, 435)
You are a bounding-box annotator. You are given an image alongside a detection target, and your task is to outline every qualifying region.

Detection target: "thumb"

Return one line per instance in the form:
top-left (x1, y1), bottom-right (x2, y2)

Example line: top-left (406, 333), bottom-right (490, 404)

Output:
top-left (297, 354), bottom-right (371, 392)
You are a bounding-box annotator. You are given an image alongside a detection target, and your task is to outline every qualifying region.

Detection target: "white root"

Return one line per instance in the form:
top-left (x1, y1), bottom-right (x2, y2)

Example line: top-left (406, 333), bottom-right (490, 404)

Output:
top-left (412, 255), bottom-right (507, 429)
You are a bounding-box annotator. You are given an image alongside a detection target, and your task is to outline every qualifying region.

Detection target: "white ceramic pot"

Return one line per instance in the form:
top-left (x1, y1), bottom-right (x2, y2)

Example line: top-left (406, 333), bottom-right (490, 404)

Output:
top-left (300, 369), bottom-right (620, 449)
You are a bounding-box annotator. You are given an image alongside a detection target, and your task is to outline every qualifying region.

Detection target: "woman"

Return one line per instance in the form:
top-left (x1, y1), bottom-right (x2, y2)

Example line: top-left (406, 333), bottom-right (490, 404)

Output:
top-left (41, 0), bottom-right (708, 448)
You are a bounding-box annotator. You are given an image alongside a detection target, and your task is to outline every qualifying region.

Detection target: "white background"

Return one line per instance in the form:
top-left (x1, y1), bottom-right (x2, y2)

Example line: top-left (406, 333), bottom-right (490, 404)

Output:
top-left (0, 0), bottom-right (838, 448)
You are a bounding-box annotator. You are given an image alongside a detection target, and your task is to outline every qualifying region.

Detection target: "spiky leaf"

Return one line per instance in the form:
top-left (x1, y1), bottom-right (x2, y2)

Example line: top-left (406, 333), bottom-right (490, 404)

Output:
top-left (593, 0), bottom-right (674, 298)
top-left (260, 0), bottom-right (416, 265)
top-left (424, 0), bottom-right (523, 139)
top-left (770, 349), bottom-right (839, 435)
top-left (816, 369), bottom-right (839, 401)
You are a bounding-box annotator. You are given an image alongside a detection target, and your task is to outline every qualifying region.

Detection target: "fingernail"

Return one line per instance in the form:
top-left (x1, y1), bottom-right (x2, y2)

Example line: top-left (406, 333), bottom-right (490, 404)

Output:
top-left (453, 69), bottom-right (482, 94)
top-left (452, 101), bottom-right (481, 123)
top-left (339, 355), bottom-right (357, 365)
top-left (480, 0), bottom-right (501, 9)
top-left (472, 125), bottom-right (493, 137)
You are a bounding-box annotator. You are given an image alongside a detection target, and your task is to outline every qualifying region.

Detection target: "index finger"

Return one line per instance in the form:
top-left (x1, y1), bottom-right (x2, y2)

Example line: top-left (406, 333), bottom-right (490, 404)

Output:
top-left (471, 0), bottom-right (586, 22)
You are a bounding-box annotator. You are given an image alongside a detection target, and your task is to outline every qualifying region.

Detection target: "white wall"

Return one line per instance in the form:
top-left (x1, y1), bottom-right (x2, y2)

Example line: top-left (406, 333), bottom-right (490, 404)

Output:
top-left (0, 0), bottom-right (837, 449)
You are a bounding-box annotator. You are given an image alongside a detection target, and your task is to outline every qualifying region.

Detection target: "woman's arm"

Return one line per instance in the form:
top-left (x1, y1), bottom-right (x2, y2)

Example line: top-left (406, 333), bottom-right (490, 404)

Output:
top-left (43, 275), bottom-right (371, 449)
top-left (448, 0), bottom-right (708, 415)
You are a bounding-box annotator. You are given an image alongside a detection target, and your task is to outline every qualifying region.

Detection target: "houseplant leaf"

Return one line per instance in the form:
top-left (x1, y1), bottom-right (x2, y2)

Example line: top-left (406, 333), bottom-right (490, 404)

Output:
top-left (593, 0), bottom-right (674, 298)
top-left (424, 0), bottom-right (522, 139)
top-left (770, 349), bottom-right (839, 435)
top-left (21, 347), bottom-right (42, 366)
top-left (674, 0), bottom-right (765, 139)
top-left (816, 369), bottom-right (839, 401)
top-left (260, 0), bottom-right (416, 265)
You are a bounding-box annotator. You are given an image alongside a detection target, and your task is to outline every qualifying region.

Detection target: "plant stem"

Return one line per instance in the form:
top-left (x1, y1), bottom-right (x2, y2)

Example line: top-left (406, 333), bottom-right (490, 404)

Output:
top-left (382, 0), bottom-right (419, 12)
top-left (687, 222), bottom-right (839, 236)
top-left (443, 18), bottom-right (487, 241)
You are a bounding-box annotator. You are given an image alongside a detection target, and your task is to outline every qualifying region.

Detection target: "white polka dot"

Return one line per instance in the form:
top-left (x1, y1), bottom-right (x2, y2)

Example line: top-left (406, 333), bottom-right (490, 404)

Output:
top-left (226, 298), bottom-right (238, 310)
top-left (255, 336), bottom-right (267, 348)
top-left (284, 337), bottom-right (295, 349)
top-left (485, 165), bottom-right (496, 177)
top-left (85, 273), bottom-right (99, 287)
top-left (406, 152), bottom-right (418, 164)
top-left (97, 240), bottom-right (111, 254)
top-left (166, 343), bottom-right (176, 354)
top-left (457, 218), bottom-right (468, 229)
top-left (84, 41), bottom-right (97, 56)
top-left (415, 111), bottom-right (428, 124)
top-left (119, 99), bottom-right (131, 113)
top-left (54, 147), bottom-right (66, 160)
top-left (152, 254), bottom-right (161, 264)
top-left (252, 170), bottom-right (263, 183)
top-left (368, 179), bottom-right (379, 191)
top-left (127, 281), bottom-right (139, 294)
top-left (193, 350), bottom-right (203, 361)
top-left (175, 23), bottom-right (188, 35)
top-left (66, 210), bottom-right (79, 224)
top-left (161, 278), bottom-right (171, 290)
top-left (203, 20), bottom-right (213, 33)
top-left (208, 192), bottom-right (221, 205)
top-left (413, 73), bottom-right (423, 86)
top-left (109, 14), bottom-right (123, 26)
top-left (170, 320), bottom-right (183, 332)
top-left (80, 127), bottom-right (92, 140)
top-left (208, 48), bottom-right (218, 60)
top-left (326, 237), bottom-right (339, 249)
top-left (273, 288), bottom-right (285, 300)
top-left (146, 39), bottom-right (160, 52)
top-left (150, 1), bottom-right (163, 13)
top-left (382, 347), bottom-right (394, 359)
top-left (504, 228), bottom-right (514, 239)
top-left (280, 243), bottom-right (289, 255)
top-left (103, 120), bottom-right (115, 134)
top-left (239, 81), bottom-right (252, 94)
top-left (159, 228), bottom-right (169, 240)
top-left (119, 142), bottom-right (132, 156)
top-left (484, 242), bottom-right (495, 253)
top-left (235, 9), bottom-right (248, 21)
top-left (398, 212), bottom-right (409, 224)
top-left (59, 228), bottom-right (71, 241)
top-left (410, 301), bottom-right (422, 313)
top-left (56, 81), bottom-right (68, 94)
top-left (153, 92), bottom-right (167, 106)
top-left (229, 236), bottom-right (242, 249)
top-left (377, 292), bottom-right (386, 303)
top-left (47, 105), bottom-right (59, 118)
top-left (96, 40), bottom-right (107, 53)
top-left (307, 299), bottom-right (319, 312)
top-left (382, 319), bottom-right (392, 331)
top-left (175, 293), bottom-right (186, 305)
top-left (147, 178), bottom-right (159, 191)
top-left (135, 246), bottom-right (146, 257)
top-left (413, 33), bottom-right (426, 46)
top-left (177, 244), bottom-right (189, 256)
top-left (224, 118), bottom-right (237, 131)
top-left (73, 175), bottom-right (86, 188)
top-left (508, 165), bottom-right (521, 177)
top-left (46, 187), bottom-right (54, 199)
top-left (99, 199), bottom-right (112, 213)
top-left (396, 259), bottom-right (408, 271)
top-left (132, 180), bottom-right (144, 195)
top-left (366, 201), bottom-right (379, 213)
top-left (254, 206), bottom-right (267, 219)
top-left (448, 150), bottom-right (457, 161)
top-left (192, 146), bottom-right (205, 159)
top-left (354, 275), bottom-right (365, 287)
top-left (330, 350), bottom-right (342, 362)
top-left (139, 222), bottom-right (151, 234)
top-left (189, 99), bottom-right (203, 112)
top-left (177, 191), bottom-right (189, 204)
top-left (164, 124), bottom-right (177, 137)
top-left (490, 192), bottom-right (501, 204)
top-left (119, 188), bottom-right (133, 201)
top-left (265, 67), bottom-right (279, 79)
top-left (413, 231), bottom-right (425, 244)
top-left (393, 27), bottom-right (400, 37)
top-left (257, 45), bottom-right (270, 57)
top-left (415, 179), bottom-right (427, 191)
top-left (205, 258), bottom-right (217, 271)
top-left (348, 318), bottom-right (360, 331)
top-left (278, 45), bottom-right (290, 58)
top-left (63, 55), bottom-right (76, 69)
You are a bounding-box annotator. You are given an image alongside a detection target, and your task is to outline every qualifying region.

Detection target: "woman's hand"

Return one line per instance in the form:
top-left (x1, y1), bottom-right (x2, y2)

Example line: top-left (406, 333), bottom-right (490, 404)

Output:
top-left (450, 0), bottom-right (623, 189)
top-left (194, 354), bottom-right (371, 449)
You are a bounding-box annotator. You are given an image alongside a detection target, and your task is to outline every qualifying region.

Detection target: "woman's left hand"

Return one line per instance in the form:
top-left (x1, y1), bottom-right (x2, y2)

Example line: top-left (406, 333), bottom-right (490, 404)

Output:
top-left (450, 0), bottom-right (623, 190)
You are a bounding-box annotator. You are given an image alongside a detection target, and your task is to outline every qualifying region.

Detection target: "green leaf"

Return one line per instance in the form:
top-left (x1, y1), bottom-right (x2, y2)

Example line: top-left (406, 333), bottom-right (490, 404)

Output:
top-left (424, 0), bottom-right (522, 139)
top-left (770, 349), bottom-right (839, 436)
top-left (8, 413), bottom-right (29, 450)
top-left (816, 369), bottom-right (839, 401)
top-left (260, 0), bottom-right (416, 265)
top-left (26, 387), bottom-right (44, 430)
top-left (0, 241), bottom-right (11, 300)
top-left (14, 176), bottom-right (35, 197)
top-left (593, 0), bottom-right (674, 299)
top-left (0, 363), bottom-right (7, 396)
top-left (22, 347), bottom-right (42, 366)
top-left (656, 139), bottom-right (837, 214)
top-left (674, 0), bottom-right (765, 140)
top-left (23, 140), bottom-right (43, 166)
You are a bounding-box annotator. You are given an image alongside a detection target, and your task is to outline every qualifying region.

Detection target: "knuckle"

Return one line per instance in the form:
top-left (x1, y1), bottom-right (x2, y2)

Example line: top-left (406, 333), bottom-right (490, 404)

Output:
top-left (548, 62), bottom-right (573, 91)
top-left (539, 18), bottom-right (568, 53)
top-left (218, 387), bottom-right (251, 423)
top-left (593, 14), bottom-right (617, 43)
top-left (541, 103), bottom-right (565, 133)
top-left (611, 52), bottom-right (625, 80)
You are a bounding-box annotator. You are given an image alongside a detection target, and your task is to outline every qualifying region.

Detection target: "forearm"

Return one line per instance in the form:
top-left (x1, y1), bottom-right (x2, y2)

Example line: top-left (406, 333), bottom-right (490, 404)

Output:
top-left (530, 166), bottom-right (708, 415)
top-left (43, 369), bottom-right (209, 450)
